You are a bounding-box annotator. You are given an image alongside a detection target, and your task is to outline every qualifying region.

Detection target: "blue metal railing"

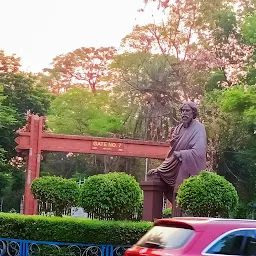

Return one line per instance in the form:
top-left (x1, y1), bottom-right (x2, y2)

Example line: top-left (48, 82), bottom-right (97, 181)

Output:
top-left (0, 237), bottom-right (130, 256)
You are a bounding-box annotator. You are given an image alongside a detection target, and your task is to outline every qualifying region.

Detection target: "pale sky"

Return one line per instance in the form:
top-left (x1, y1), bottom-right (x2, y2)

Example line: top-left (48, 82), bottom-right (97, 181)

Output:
top-left (0, 0), bottom-right (162, 72)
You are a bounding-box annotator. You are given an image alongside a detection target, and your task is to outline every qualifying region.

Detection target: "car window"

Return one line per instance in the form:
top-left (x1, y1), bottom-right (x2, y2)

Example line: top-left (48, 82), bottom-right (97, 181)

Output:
top-left (205, 229), bottom-right (256, 255)
top-left (243, 230), bottom-right (256, 256)
top-left (136, 225), bottom-right (194, 249)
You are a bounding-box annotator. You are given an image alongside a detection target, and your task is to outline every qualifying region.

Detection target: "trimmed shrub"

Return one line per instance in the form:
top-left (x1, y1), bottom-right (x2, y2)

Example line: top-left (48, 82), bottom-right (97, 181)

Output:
top-left (177, 170), bottom-right (239, 217)
top-left (31, 176), bottom-right (80, 216)
top-left (0, 213), bottom-right (152, 245)
top-left (80, 172), bottom-right (142, 220)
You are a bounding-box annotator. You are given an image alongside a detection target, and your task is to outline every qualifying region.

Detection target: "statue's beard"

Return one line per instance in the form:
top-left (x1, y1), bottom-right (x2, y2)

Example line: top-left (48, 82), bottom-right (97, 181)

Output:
top-left (182, 116), bottom-right (193, 127)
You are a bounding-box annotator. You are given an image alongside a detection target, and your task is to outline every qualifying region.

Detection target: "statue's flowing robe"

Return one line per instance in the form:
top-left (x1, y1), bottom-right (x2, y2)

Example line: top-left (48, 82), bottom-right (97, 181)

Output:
top-left (156, 119), bottom-right (207, 190)
top-left (152, 119), bottom-right (207, 216)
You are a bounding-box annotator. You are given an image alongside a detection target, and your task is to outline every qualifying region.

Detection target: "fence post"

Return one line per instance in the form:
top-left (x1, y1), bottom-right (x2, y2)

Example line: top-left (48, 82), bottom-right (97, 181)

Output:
top-left (19, 241), bottom-right (29, 256)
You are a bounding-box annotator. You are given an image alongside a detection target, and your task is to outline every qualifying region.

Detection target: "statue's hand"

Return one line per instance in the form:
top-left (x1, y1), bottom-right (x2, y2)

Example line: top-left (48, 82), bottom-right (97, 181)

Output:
top-left (174, 151), bottom-right (181, 160)
top-left (147, 169), bottom-right (158, 176)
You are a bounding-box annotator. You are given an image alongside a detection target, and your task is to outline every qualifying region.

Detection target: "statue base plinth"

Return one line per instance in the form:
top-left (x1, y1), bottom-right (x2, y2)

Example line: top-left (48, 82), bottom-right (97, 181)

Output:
top-left (140, 180), bottom-right (165, 222)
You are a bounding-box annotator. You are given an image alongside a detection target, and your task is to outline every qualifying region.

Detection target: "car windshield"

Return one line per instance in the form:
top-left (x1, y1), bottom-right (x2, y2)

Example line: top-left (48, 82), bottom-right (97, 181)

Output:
top-left (136, 225), bottom-right (195, 249)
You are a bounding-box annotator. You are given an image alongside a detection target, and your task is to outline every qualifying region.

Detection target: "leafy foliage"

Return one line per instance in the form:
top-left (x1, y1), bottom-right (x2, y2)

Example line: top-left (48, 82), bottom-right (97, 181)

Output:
top-left (0, 85), bottom-right (17, 129)
top-left (47, 88), bottom-right (123, 136)
top-left (0, 213), bottom-right (152, 245)
top-left (213, 10), bottom-right (237, 43)
top-left (221, 85), bottom-right (256, 129)
top-left (80, 172), bottom-right (143, 220)
top-left (200, 82), bottom-right (256, 204)
top-left (0, 83), bottom-right (22, 211)
top-left (31, 176), bottom-right (80, 216)
top-left (0, 151), bottom-right (24, 212)
top-left (0, 172), bottom-right (13, 199)
top-left (0, 73), bottom-right (52, 159)
top-left (205, 70), bottom-right (227, 92)
top-left (0, 72), bottom-right (52, 212)
top-left (218, 85), bottom-right (256, 201)
top-left (144, 0), bottom-right (238, 27)
top-left (242, 14), bottom-right (256, 45)
top-left (1, 166), bottom-right (25, 212)
top-left (0, 74), bottom-right (51, 120)
top-left (0, 84), bottom-right (18, 161)
top-left (162, 207), bottom-right (172, 218)
top-left (233, 201), bottom-right (256, 219)
top-left (111, 52), bottom-right (180, 141)
top-left (177, 171), bottom-right (239, 217)
top-left (0, 51), bottom-right (21, 74)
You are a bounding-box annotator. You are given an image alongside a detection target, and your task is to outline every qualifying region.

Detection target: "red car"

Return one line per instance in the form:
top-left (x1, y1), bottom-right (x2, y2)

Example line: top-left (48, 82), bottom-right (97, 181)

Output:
top-left (124, 217), bottom-right (256, 256)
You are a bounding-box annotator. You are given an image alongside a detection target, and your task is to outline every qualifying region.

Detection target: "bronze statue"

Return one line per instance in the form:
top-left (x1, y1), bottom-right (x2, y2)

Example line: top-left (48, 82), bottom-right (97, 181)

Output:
top-left (147, 102), bottom-right (207, 216)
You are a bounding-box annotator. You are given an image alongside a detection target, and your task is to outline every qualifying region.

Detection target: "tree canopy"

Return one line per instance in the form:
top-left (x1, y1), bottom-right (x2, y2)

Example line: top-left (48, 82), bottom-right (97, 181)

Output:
top-left (0, 54), bottom-right (52, 212)
top-left (47, 88), bottom-right (123, 136)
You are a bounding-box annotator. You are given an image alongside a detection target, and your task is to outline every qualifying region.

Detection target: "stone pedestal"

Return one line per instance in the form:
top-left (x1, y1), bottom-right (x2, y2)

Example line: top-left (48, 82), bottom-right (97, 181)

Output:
top-left (140, 180), bottom-right (165, 222)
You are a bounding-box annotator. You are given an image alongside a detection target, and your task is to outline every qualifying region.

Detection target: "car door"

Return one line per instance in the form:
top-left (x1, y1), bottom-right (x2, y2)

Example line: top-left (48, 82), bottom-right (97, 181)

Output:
top-left (202, 228), bottom-right (256, 256)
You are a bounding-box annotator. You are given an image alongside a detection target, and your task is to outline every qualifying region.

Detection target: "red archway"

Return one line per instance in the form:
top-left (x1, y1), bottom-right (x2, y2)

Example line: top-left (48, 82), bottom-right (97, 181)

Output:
top-left (15, 114), bottom-right (169, 215)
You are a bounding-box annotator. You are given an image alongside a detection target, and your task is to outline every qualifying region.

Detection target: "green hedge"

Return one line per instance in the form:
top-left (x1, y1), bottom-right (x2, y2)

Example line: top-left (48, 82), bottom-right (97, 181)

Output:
top-left (0, 213), bottom-right (152, 245)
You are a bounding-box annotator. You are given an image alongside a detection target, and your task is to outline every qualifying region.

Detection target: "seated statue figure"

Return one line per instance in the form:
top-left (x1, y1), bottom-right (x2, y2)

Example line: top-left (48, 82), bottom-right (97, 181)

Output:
top-left (147, 101), bottom-right (207, 217)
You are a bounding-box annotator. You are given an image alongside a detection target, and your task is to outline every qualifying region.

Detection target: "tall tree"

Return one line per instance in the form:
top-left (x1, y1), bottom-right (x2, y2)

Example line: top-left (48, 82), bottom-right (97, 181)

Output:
top-left (200, 85), bottom-right (256, 205)
top-left (0, 73), bottom-right (52, 212)
top-left (0, 73), bottom-right (52, 158)
top-left (111, 52), bottom-right (180, 141)
top-left (43, 47), bottom-right (116, 94)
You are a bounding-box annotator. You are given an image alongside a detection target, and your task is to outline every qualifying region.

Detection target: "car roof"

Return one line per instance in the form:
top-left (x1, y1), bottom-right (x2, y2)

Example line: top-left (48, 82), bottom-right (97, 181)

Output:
top-left (154, 217), bottom-right (256, 232)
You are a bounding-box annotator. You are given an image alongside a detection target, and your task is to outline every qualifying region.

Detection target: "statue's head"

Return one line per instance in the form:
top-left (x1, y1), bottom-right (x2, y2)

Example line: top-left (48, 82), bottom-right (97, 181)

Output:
top-left (180, 102), bottom-right (198, 127)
